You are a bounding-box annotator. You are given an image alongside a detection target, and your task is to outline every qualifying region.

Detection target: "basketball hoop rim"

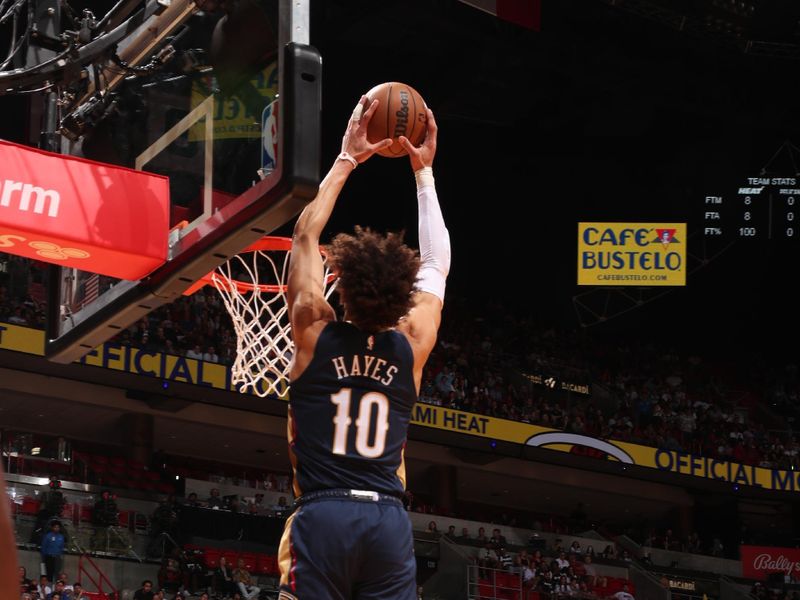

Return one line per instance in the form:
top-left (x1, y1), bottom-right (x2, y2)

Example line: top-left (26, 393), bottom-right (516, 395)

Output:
top-left (188, 236), bottom-right (336, 295)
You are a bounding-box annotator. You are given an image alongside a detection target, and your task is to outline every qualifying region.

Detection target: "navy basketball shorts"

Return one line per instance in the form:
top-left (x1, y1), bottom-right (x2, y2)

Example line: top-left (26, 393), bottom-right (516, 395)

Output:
top-left (278, 496), bottom-right (416, 600)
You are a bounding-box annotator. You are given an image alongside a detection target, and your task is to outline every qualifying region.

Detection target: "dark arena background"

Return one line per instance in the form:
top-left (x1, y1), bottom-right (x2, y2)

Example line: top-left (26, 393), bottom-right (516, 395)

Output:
top-left (2, 1), bottom-right (800, 599)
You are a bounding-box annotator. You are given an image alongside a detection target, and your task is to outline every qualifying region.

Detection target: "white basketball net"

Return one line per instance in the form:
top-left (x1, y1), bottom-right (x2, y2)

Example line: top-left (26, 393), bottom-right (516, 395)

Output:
top-left (209, 239), bottom-right (337, 398)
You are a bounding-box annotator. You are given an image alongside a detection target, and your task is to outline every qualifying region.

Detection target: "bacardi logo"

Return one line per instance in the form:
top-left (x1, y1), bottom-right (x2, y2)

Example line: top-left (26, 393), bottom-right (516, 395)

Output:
top-left (0, 179), bottom-right (60, 217)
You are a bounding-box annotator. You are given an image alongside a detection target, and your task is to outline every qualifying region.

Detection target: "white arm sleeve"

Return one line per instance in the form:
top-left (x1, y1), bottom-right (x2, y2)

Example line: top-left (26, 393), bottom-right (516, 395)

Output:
top-left (416, 167), bottom-right (450, 303)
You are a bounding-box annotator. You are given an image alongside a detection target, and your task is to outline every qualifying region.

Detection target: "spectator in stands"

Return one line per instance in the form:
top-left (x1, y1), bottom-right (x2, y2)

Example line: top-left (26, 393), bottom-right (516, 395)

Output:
top-left (539, 569), bottom-right (554, 595)
top-left (19, 566), bottom-right (33, 596)
top-left (270, 495), bottom-right (289, 517)
top-left (233, 558), bottom-right (260, 600)
top-left (92, 490), bottom-right (119, 527)
top-left (517, 550), bottom-right (530, 568)
top-left (30, 478), bottom-right (66, 545)
top-left (612, 583), bottom-right (636, 600)
top-left (207, 488), bottom-right (223, 509)
top-left (36, 576), bottom-right (52, 599)
top-left (585, 545), bottom-right (596, 558)
top-left (40, 521), bottom-right (65, 582)
top-left (203, 346), bottom-right (219, 363)
top-left (149, 496), bottom-right (180, 557)
top-left (555, 551), bottom-right (570, 573)
top-left (569, 577), bottom-right (581, 596)
top-left (158, 547), bottom-right (184, 595)
top-left (55, 574), bottom-right (71, 592)
top-left (184, 492), bottom-right (200, 507)
top-left (601, 544), bottom-right (617, 559)
top-left (435, 365), bottom-right (455, 396)
top-left (711, 536), bottom-right (724, 557)
top-left (444, 525), bottom-right (457, 540)
top-left (522, 563), bottom-right (536, 589)
top-left (457, 527), bottom-right (471, 542)
top-left (496, 547), bottom-right (513, 571)
top-left (427, 521), bottom-right (439, 535)
top-left (476, 527), bottom-right (488, 545)
top-left (661, 528), bottom-right (675, 550)
top-left (47, 580), bottom-right (69, 600)
top-left (570, 540), bottom-right (582, 554)
top-left (133, 580), bottom-right (155, 600)
top-left (554, 574), bottom-right (570, 595)
top-left (489, 528), bottom-right (507, 549)
top-left (250, 493), bottom-right (266, 514)
top-left (582, 555), bottom-right (597, 587)
top-left (186, 344), bottom-right (203, 360)
top-left (215, 556), bottom-right (237, 598)
top-left (71, 583), bottom-right (88, 600)
top-left (530, 550), bottom-right (543, 567)
top-left (225, 495), bottom-right (242, 513)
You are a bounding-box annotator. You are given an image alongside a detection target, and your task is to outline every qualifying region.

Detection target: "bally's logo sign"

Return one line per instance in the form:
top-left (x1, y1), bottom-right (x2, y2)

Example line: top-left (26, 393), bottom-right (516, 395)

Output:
top-left (753, 553), bottom-right (800, 576)
top-left (0, 179), bottom-right (60, 218)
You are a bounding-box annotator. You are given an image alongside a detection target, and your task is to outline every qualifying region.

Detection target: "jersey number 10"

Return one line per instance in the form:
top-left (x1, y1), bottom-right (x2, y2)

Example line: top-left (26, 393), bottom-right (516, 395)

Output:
top-left (331, 388), bottom-right (390, 458)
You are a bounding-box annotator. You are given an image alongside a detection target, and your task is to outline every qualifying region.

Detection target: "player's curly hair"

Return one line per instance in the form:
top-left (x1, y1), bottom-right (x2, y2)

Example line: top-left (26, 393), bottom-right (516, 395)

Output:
top-left (327, 227), bottom-right (420, 334)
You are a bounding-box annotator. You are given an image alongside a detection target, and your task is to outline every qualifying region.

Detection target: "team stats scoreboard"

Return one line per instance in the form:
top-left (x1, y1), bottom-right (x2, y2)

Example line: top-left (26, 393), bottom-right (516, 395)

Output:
top-left (703, 142), bottom-right (800, 241)
top-left (703, 177), bottom-right (798, 240)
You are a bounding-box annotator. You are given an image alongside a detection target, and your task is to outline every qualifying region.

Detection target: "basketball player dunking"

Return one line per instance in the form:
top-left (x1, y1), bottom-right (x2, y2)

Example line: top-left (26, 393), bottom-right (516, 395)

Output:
top-left (278, 96), bottom-right (449, 600)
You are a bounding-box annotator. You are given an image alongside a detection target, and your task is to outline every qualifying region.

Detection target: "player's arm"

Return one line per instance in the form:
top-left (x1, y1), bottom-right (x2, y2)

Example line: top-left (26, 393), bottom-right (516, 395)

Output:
top-left (287, 96), bottom-right (392, 340)
top-left (398, 110), bottom-right (450, 373)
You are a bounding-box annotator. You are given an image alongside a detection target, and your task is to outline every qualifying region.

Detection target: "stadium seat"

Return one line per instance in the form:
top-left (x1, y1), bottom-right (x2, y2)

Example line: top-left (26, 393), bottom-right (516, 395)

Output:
top-left (478, 583), bottom-right (494, 599)
top-left (117, 510), bottom-right (130, 528)
top-left (221, 550), bottom-right (240, 566)
top-left (255, 554), bottom-right (273, 575)
top-left (156, 482), bottom-right (175, 495)
top-left (20, 497), bottom-right (40, 516)
top-left (79, 505), bottom-right (93, 524)
top-left (204, 548), bottom-right (222, 569)
top-left (240, 553), bottom-right (258, 571)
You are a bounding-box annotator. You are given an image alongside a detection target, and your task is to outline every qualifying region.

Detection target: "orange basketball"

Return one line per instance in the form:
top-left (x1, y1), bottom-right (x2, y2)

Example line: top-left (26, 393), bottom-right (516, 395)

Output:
top-left (365, 82), bottom-right (427, 158)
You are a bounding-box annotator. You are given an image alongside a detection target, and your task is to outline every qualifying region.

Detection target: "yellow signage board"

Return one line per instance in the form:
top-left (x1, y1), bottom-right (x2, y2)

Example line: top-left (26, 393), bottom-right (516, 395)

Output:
top-left (577, 222), bottom-right (687, 286)
top-left (7, 321), bottom-right (800, 492)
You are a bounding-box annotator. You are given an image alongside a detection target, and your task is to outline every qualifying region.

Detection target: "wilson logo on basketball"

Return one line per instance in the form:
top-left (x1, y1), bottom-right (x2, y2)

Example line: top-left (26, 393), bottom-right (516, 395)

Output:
top-left (0, 179), bottom-right (60, 217)
top-left (393, 90), bottom-right (409, 137)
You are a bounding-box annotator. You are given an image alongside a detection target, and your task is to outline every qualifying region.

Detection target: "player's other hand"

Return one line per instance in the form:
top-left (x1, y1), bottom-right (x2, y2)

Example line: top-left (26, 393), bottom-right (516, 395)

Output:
top-left (341, 95), bottom-right (393, 163)
top-left (399, 108), bottom-right (437, 172)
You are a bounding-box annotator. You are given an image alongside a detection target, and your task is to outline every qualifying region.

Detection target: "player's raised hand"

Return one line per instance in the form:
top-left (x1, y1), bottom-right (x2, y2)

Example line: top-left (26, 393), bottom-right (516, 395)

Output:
top-left (399, 108), bottom-right (437, 172)
top-left (340, 96), bottom-right (393, 164)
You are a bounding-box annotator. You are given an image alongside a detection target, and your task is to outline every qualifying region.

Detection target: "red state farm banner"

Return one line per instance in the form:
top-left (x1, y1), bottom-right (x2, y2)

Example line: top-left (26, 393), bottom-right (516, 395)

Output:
top-left (0, 140), bottom-right (169, 280)
top-left (741, 545), bottom-right (800, 580)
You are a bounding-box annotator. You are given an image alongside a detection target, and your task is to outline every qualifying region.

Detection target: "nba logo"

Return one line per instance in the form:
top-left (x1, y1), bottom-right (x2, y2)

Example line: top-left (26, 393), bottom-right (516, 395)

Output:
top-left (261, 98), bottom-right (279, 173)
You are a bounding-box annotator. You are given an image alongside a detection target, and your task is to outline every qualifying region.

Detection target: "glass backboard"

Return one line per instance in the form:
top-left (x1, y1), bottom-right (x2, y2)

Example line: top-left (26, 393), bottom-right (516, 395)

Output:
top-left (45, 0), bottom-right (321, 362)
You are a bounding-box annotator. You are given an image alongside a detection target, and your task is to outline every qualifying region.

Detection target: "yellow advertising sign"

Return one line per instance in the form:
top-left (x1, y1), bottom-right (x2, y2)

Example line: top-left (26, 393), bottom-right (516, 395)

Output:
top-left (577, 222), bottom-right (687, 286)
top-left (188, 62), bottom-right (278, 141)
top-left (6, 321), bottom-right (800, 493)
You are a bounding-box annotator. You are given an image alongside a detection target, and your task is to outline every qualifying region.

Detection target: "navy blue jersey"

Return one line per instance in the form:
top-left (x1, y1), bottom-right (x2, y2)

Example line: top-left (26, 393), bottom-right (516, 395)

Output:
top-left (288, 321), bottom-right (417, 497)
